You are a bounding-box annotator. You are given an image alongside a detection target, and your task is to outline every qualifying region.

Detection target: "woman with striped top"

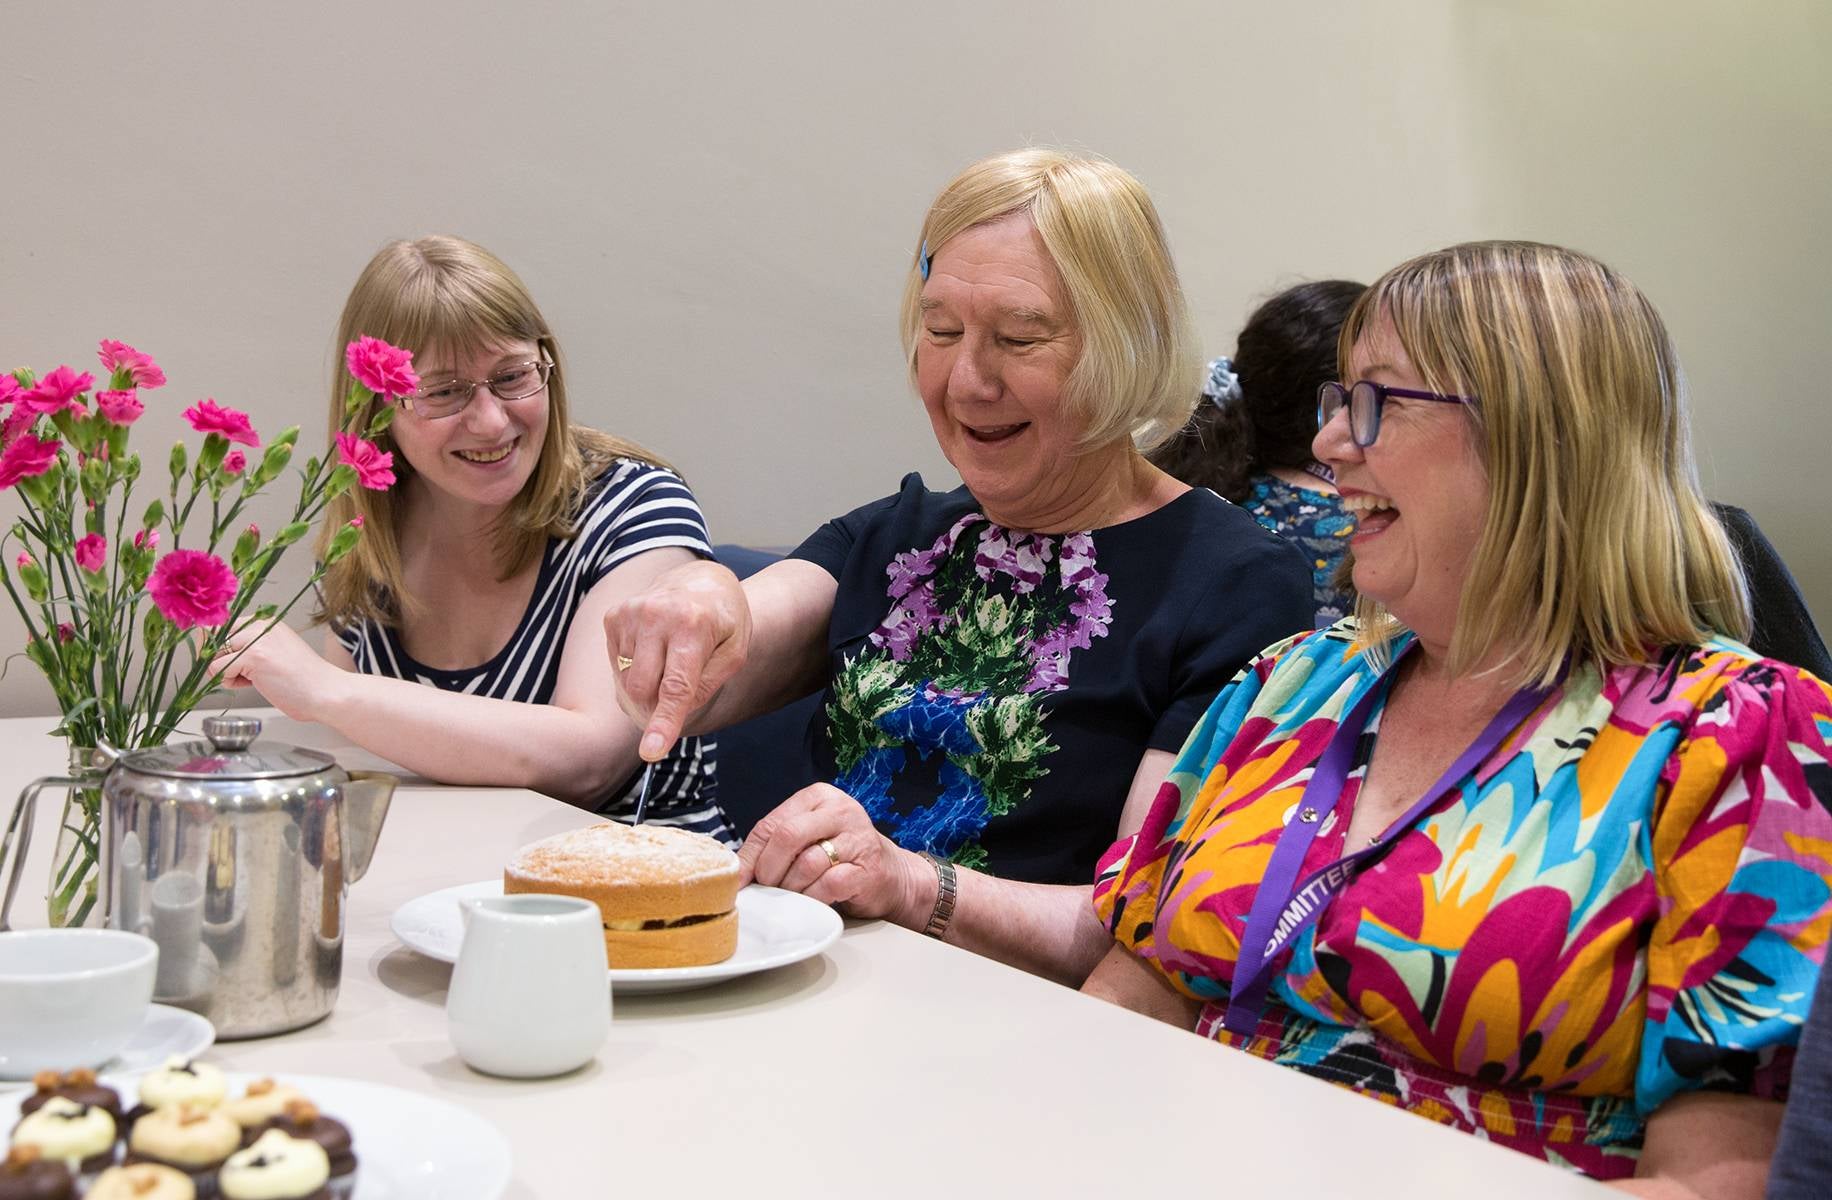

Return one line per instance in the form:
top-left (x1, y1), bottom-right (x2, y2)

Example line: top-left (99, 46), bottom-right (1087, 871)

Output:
top-left (211, 236), bottom-right (731, 842)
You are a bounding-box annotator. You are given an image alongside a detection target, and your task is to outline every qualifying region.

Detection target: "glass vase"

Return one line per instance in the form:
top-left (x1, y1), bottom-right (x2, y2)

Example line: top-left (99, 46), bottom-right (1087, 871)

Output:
top-left (45, 743), bottom-right (110, 929)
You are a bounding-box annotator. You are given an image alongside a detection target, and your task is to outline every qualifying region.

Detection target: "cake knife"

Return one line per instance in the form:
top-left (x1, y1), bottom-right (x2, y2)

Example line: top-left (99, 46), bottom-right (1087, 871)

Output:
top-left (631, 761), bottom-right (656, 825)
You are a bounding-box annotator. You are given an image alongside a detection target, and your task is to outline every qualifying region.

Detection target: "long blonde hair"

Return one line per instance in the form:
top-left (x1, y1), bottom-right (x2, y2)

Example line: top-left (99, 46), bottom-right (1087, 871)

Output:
top-left (899, 148), bottom-right (1199, 452)
top-left (317, 235), bottom-right (667, 629)
top-left (1341, 240), bottom-right (1750, 686)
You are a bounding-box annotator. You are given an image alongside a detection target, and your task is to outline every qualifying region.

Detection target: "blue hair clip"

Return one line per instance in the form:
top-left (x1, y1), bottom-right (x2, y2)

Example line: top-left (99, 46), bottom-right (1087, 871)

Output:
top-left (919, 239), bottom-right (933, 281)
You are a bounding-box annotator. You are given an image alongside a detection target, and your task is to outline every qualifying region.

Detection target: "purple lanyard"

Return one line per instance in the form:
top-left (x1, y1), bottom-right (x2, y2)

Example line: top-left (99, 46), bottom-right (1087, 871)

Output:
top-left (1221, 647), bottom-right (1558, 1035)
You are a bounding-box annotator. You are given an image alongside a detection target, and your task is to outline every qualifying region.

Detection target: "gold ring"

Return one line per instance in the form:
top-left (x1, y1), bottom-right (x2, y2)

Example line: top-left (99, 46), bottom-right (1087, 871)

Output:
top-left (818, 838), bottom-right (840, 868)
top-left (616, 655), bottom-right (635, 671)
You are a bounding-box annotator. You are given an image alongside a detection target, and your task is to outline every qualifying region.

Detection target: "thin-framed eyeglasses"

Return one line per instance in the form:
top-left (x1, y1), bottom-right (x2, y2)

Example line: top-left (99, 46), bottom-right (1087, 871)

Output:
top-left (401, 359), bottom-right (554, 420)
top-left (1317, 380), bottom-right (1477, 447)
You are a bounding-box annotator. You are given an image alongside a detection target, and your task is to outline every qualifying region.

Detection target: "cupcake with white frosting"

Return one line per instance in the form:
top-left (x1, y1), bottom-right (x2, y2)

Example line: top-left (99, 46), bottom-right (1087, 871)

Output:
top-left (88, 1162), bottom-right (198, 1200)
top-left (127, 1103), bottom-right (240, 1197)
top-left (10, 1096), bottom-right (117, 1183)
top-left (138, 1060), bottom-right (228, 1113)
top-left (217, 1130), bottom-right (330, 1200)
top-left (222, 1081), bottom-right (308, 1142)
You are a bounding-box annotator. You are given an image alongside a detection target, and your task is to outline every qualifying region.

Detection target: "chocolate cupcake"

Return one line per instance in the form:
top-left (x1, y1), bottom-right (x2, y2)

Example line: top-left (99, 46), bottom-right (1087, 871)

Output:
top-left (10, 1097), bottom-right (116, 1182)
top-left (217, 1130), bottom-right (329, 1200)
top-left (127, 1103), bottom-right (240, 1198)
top-left (0, 1146), bottom-right (75, 1200)
top-left (221, 1080), bottom-right (307, 1144)
top-left (256, 1103), bottom-right (353, 1199)
top-left (88, 1162), bottom-right (197, 1200)
top-left (18, 1069), bottom-right (125, 1125)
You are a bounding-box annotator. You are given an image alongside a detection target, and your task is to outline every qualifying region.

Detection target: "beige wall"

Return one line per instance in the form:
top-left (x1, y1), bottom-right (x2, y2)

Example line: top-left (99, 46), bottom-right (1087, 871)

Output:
top-left (2, 0), bottom-right (1825, 717)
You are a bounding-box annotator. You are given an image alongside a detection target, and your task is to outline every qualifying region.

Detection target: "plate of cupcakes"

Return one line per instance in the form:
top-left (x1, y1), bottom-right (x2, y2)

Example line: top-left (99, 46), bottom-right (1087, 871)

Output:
top-left (1, 1058), bottom-right (511, 1198)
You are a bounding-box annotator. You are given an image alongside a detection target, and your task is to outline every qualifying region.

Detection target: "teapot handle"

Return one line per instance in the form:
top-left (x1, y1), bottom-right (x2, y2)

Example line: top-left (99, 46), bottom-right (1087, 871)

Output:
top-left (0, 774), bottom-right (81, 933)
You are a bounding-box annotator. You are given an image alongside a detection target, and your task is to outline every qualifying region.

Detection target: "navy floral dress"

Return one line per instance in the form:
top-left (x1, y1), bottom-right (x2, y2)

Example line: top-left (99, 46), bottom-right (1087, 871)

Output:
top-left (790, 473), bottom-right (1311, 883)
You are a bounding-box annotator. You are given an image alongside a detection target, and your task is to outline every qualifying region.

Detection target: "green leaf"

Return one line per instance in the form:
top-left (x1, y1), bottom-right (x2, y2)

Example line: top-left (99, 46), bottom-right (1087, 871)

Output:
top-left (49, 696), bottom-right (100, 736)
top-left (141, 498), bottom-right (165, 529)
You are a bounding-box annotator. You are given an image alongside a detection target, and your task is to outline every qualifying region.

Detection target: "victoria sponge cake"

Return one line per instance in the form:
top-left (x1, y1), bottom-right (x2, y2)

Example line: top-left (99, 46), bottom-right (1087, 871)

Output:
top-left (504, 822), bottom-right (741, 968)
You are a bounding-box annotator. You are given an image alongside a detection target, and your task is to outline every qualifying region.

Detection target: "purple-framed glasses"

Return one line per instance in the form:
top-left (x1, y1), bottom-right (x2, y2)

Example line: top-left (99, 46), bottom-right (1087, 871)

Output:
top-left (1317, 380), bottom-right (1477, 447)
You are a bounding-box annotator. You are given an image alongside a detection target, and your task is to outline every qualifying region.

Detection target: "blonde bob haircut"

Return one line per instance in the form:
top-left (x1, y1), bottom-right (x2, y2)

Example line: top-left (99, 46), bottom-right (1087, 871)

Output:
top-left (898, 148), bottom-right (1199, 452)
top-left (317, 235), bottom-right (667, 630)
top-left (1342, 240), bottom-right (1750, 687)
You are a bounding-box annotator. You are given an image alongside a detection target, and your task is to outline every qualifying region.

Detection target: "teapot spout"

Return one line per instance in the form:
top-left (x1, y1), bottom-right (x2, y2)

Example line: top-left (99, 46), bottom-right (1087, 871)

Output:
top-left (342, 771), bottom-right (396, 884)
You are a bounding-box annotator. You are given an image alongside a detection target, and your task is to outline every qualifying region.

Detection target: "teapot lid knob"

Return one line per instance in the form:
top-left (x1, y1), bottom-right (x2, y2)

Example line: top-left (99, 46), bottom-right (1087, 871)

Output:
top-left (202, 715), bottom-right (261, 752)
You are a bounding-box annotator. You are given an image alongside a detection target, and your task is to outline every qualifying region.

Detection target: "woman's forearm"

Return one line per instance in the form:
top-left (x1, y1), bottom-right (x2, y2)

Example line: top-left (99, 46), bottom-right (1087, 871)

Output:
top-left (888, 856), bottom-right (1115, 987)
top-left (315, 671), bottom-right (637, 806)
top-left (685, 560), bottom-right (836, 735)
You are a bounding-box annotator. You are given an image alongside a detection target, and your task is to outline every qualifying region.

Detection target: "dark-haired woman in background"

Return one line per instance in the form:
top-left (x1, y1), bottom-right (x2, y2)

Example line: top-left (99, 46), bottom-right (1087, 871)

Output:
top-left (1150, 280), bottom-right (1364, 627)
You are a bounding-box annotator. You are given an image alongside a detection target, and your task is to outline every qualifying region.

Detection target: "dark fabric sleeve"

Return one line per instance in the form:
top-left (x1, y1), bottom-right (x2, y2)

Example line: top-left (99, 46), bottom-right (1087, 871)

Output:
top-left (1768, 962), bottom-right (1832, 1200)
top-left (1713, 503), bottom-right (1832, 679)
top-left (788, 473), bottom-right (923, 581)
top-left (1150, 517), bottom-right (1314, 752)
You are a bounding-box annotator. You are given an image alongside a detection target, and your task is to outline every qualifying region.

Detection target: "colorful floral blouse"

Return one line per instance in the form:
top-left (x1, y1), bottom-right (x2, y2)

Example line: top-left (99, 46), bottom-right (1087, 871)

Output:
top-left (1093, 624), bottom-right (1832, 1179)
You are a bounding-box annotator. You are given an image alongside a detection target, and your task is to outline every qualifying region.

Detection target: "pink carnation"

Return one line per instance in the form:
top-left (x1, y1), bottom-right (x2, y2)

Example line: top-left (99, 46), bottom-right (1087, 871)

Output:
top-left (222, 450), bottom-right (246, 475)
top-left (0, 376), bottom-right (20, 406)
top-left (0, 433), bottom-right (60, 489)
top-left (18, 366), bottom-right (95, 417)
top-left (133, 528), bottom-right (161, 551)
top-left (97, 340), bottom-right (166, 390)
top-left (147, 549), bottom-right (238, 630)
top-left (345, 336), bottom-right (420, 400)
top-left (55, 622), bottom-right (75, 643)
top-left (182, 398), bottom-right (261, 448)
top-left (15, 552), bottom-right (32, 569)
top-left (335, 432), bottom-right (396, 490)
top-left (74, 533), bottom-right (107, 573)
top-left (97, 389), bottom-right (144, 425)
top-left (0, 406), bottom-right (34, 451)
top-left (349, 515), bottom-right (364, 528)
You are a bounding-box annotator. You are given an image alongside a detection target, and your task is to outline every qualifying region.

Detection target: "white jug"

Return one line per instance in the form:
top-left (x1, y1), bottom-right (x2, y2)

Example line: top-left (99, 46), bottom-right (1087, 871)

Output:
top-left (446, 893), bottom-right (610, 1077)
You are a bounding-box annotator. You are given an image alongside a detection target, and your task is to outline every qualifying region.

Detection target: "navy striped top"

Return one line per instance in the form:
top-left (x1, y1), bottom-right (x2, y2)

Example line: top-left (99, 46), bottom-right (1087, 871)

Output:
top-left (335, 459), bottom-right (733, 844)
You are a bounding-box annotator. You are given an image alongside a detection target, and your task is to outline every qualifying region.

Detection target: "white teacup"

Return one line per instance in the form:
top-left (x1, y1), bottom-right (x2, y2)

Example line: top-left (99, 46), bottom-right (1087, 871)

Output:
top-left (447, 894), bottom-right (610, 1078)
top-left (0, 928), bottom-right (158, 1078)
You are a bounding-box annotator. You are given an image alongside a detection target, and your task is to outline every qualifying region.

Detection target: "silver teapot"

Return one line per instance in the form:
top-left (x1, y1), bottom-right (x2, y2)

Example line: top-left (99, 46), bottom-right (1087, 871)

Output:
top-left (7, 716), bottom-right (395, 1039)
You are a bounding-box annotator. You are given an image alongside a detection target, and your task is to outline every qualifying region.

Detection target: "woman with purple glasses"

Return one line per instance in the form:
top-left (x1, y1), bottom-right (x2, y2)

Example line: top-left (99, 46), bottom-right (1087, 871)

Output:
top-left (1083, 241), bottom-right (1832, 1197)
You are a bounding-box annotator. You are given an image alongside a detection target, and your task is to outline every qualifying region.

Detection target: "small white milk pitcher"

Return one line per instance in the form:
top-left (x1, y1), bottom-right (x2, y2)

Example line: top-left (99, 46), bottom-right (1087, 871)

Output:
top-left (447, 893), bottom-right (610, 1077)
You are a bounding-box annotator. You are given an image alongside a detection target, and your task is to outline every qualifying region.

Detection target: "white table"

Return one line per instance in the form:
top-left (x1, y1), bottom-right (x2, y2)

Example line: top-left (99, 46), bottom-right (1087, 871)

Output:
top-left (1, 712), bottom-right (1609, 1198)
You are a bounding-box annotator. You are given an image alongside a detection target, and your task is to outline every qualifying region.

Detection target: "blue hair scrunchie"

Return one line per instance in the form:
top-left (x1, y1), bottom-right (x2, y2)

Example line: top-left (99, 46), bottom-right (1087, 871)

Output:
top-left (1202, 356), bottom-right (1243, 408)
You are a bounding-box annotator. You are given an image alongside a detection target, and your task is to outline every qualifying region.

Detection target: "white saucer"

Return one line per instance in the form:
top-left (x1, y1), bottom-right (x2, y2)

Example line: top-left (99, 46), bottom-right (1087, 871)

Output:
top-left (391, 881), bottom-right (842, 995)
top-left (0, 1003), bottom-right (214, 1086)
top-left (115, 1002), bottom-right (216, 1071)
